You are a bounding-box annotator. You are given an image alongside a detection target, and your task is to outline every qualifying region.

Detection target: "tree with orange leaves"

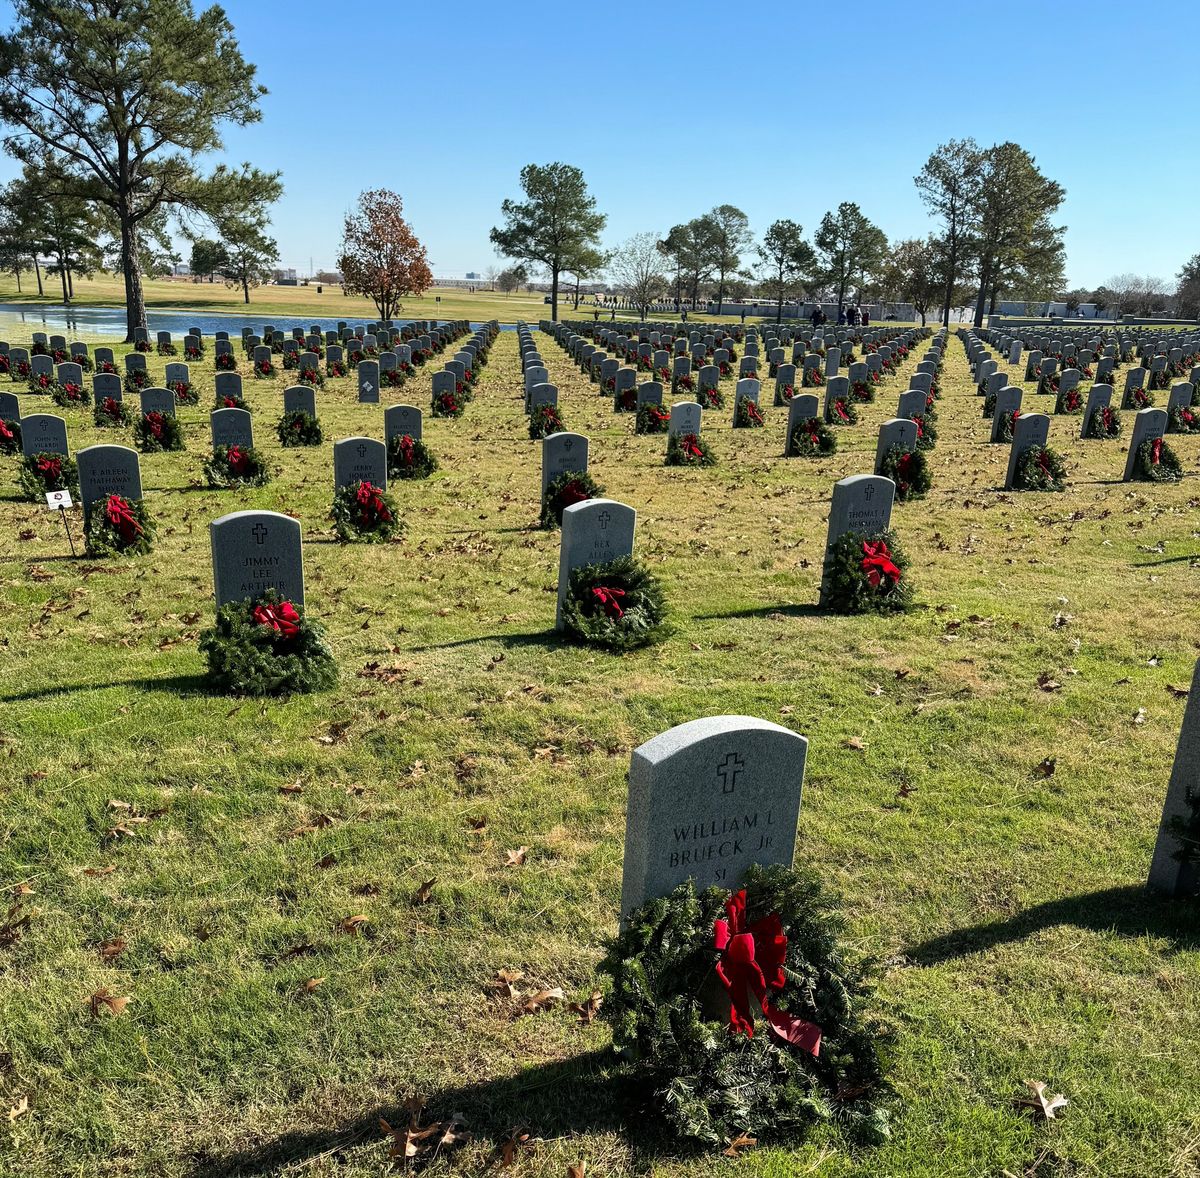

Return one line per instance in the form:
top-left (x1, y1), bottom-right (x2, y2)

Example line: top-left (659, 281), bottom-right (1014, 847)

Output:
top-left (337, 189), bottom-right (433, 321)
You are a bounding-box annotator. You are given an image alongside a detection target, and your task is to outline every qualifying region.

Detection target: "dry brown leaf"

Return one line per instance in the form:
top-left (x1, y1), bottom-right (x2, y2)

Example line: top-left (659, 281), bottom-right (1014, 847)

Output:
top-left (339, 914), bottom-right (369, 936)
top-left (412, 878), bottom-right (436, 906)
top-left (82, 865), bottom-right (116, 877)
top-left (1033, 757), bottom-right (1057, 779)
top-left (723, 1133), bottom-right (758, 1157)
top-left (11, 883), bottom-right (34, 897)
top-left (88, 988), bottom-right (130, 1017)
top-left (501, 1131), bottom-right (532, 1166)
top-left (278, 781), bottom-right (304, 795)
top-left (568, 990), bottom-right (603, 1024)
top-left (96, 937), bottom-right (127, 962)
top-left (567, 1165), bottom-right (586, 1178)
top-left (1167, 684), bottom-right (1191, 700)
top-left (842, 736), bottom-right (866, 750)
top-left (522, 987), bottom-right (564, 1014)
top-left (301, 976), bottom-right (325, 994)
top-left (7, 1094), bottom-right (28, 1123)
top-left (505, 846), bottom-right (528, 867)
top-left (1037, 672), bottom-right (1062, 692)
top-left (1017, 1080), bottom-right (1068, 1120)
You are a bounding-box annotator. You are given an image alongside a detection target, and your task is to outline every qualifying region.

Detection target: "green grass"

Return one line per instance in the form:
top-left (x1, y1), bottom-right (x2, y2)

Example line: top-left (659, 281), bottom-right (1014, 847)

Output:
top-left (1, 329), bottom-right (1199, 1177)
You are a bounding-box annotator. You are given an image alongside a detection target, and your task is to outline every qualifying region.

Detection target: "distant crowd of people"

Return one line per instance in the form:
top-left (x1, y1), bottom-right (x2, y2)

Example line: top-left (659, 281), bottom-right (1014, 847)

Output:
top-left (809, 305), bottom-right (871, 328)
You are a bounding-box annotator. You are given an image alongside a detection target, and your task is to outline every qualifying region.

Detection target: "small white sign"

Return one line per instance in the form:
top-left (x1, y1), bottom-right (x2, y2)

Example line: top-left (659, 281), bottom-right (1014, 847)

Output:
top-left (45, 489), bottom-right (73, 510)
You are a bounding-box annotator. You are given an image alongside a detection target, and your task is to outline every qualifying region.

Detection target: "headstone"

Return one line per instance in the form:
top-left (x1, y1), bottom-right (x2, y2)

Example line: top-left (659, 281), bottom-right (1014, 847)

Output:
top-left (896, 389), bottom-right (926, 420)
top-left (874, 418), bottom-right (918, 472)
top-left (384, 404), bottom-right (423, 445)
top-left (668, 401), bottom-right (702, 438)
top-left (20, 413), bottom-right (68, 457)
top-left (164, 362), bottom-right (189, 386)
top-left (210, 510), bottom-right (305, 608)
top-left (819, 475), bottom-right (895, 605)
top-left (333, 436), bottom-right (388, 490)
top-left (556, 498), bottom-right (636, 629)
top-left (1004, 412), bottom-right (1051, 490)
top-left (56, 362), bottom-right (83, 388)
top-left (619, 716), bottom-right (809, 916)
top-left (214, 372), bottom-right (243, 403)
top-left (139, 388), bottom-right (175, 418)
top-left (357, 360), bottom-right (380, 403)
top-left (211, 407), bottom-right (254, 450)
top-left (529, 383), bottom-right (558, 413)
top-left (541, 431), bottom-right (589, 496)
top-left (93, 374), bottom-right (121, 401)
top-left (784, 395), bottom-right (822, 455)
top-left (0, 390), bottom-right (19, 420)
top-left (1147, 659), bottom-right (1200, 897)
top-left (1080, 384), bottom-right (1113, 439)
top-left (283, 385), bottom-right (316, 416)
top-left (990, 387), bottom-right (1023, 443)
top-left (76, 444), bottom-right (142, 528)
top-left (1123, 408), bottom-right (1169, 481)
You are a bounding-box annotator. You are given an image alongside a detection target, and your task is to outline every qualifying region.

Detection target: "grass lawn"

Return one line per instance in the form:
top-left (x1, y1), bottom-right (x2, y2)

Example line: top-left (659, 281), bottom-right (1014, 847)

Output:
top-left (0, 326), bottom-right (1198, 1177)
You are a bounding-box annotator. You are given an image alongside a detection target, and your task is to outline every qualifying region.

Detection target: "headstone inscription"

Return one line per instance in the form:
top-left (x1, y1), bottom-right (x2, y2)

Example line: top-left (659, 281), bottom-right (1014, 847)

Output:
top-left (210, 510), bottom-right (305, 608)
top-left (556, 499), bottom-right (636, 629)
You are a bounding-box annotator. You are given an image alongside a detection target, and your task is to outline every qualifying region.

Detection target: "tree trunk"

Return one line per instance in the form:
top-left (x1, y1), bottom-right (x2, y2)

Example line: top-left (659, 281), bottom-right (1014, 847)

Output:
top-left (34, 256), bottom-right (43, 296)
top-left (67, 266), bottom-right (74, 298)
top-left (716, 272), bottom-right (724, 316)
top-left (14, 267), bottom-right (20, 293)
top-left (972, 263), bottom-right (990, 328)
top-left (120, 215), bottom-right (146, 342)
top-left (550, 266), bottom-right (560, 322)
top-left (941, 238), bottom-right (957, 328)
top-left (57, 253), bottom-right (69, 303)
top-left (242, 272), bottom-right (250, 304)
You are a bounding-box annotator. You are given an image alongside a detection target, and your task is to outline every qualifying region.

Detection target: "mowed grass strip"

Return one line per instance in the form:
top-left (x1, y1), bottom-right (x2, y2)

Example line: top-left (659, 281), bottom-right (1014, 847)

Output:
top-left (0, 329), bottom-right (1198, 1177)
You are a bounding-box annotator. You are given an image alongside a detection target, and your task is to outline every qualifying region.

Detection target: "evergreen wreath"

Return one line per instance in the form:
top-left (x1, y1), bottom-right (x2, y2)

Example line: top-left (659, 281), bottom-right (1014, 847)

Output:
top-left (774, 382), bottom-right (795, 405)
top-left (156, 340), bottom-right (177, 356)
top-left (1132, 436), bottom-right (1183, 482)
top-left (1037, 371), bottom-right (1060, 396)
top-left (326, 359), bottom-right (347, 378)
top-left (878, 445), bottom-right (931, 502)
top-left (215, 352), bottom-right (238, 371)
top-left (982, 391), bottom-right (997, 419)
top-left (84, 493), bottom-right (155, 556)
top-left (850, 378), bottom-right (875, 403)
top-left (1055, 387), bottom-right (1084, 415)
top-left (133, 411), bottom-right (184, 453)
top-left (277, 409), bottom-right (323, 447)
top-left (530, 402), bottom-right (566, 439)
top-left (734, 398), bottom-right (765, 429)
top-left (1124, 386), bottom-right (1153, 409)
top-left (666, 431), bottom-right (716, 467)
top-left (387, 432), bottom-right (438, 480)
top-left (614, 384), bottom-right (638, 412)
top-left (1084, 403), bottom-right (1121, 439)
top-left (788, 417), bottom-right (837, 458)
top-left (432, 388), bottom-right (465, 418)
top-left (215, 391), bottom-right (247, 410)
top-left (1169, 405), bottom-right (1200, 434)
top-left (198, 589), bottom-right (337, 696)
top-left (802, 367), bottom-right (825, 388)
top-left (910, 412), bottom-right (936, 451)
top-left (1013, 445), bottom-right (1067, 492)
top-left (697, 385), bottom-right (725, 410)
top-left (51, 380), bottom-right (90, 408)
top-left (18, 451), bottom-right (79, 501)
top-left (203, 444), bottom-right (271, 488)
top-left (540, 469), bottom-right (605, 528)
top-left (331, 479), bottom-right (402, 542)
top-left (381, 367), bottom-right (405, 389)
top-left (253, 358), bottom-right (274, 379)
top-left (10, 359), bottom-right (31, 381)
top-left (636, 402), bottom-right (670, 434)
top-left (823, 530), bottom-right (913, 615)
top-left (0, 417), bottom-right (20, 455)
top-left (825, 395), bottom-right (859, 426)
top-left (994, 409), bottom-right (1018, 443)
top-left (72, 352), bottom-right (93, 372)
top-left (170, 380), bottom-right (198, 406)
top-left (94, 396), bottom-right (131, 428)
top-left (27, 371), bottom-right (61, 396)
top-left (599, 866), bottom-right (892, 1149)
top-left (124, 369), bottom-right (150, 393)
top-left (561, 554), bottom-right (670, 651)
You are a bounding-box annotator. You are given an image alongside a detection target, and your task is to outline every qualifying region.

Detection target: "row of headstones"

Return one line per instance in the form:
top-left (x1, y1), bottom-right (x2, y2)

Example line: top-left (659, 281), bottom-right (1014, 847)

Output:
top-left (981, 324), bottom-right (1200, 368)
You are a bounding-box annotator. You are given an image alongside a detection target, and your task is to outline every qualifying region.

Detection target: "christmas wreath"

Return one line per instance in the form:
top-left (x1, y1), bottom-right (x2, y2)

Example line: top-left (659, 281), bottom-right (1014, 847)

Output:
top-left (27, 371), bottom-right (60, 396)
top-left (198, 589), bottom-right (337, 696)
top-left (802, 367), bottom-right (825, 388)
top-left (381, 367), bottom-right (405, 389)
top-left (282, 350), bottom-right (300, 370)
top-left (331, 479), bottom-right (402, 542)
top-left (666, 432), bottom-right (716, 467)
top-left (823, 530), bottom-right (912, 615)
top-left (541, 469), bottom-right (605, 528)
top-left (124, 369), bottom-right (150, 393)
top-left (1084, 404), bottom-right (1121, 440)
top-left (215, 352), bottom-right (237, 371)
top-left (718, 360), bottom-right (734, 379)
top-left (135, 338), bottom-right (152, 353)
top-left (1169, 405), bottom-right (1200, 434)
top-left (561, 555), bottom-right (669, 651)
top-left (185, 342), bottom-right (204, 361)
top-left (432, 389), bottom-right (464, 419)
top-left (675, 372), bottom-right (695, 394)
top-left (277, 409), bottom-right (323, 447)
top-left (1132, 437), bottom-right (1183, 482)
top-left (0, 417), bottom-right (20, 455)
top-left (10, 359), bottom-right (30, 381)
top-left (326, 359), bottom-right (347, 378)
top-left (1124, 386), bottom-right (1152, 409)
top-left (215, 392), bottom-right (247, 410)
top-left (614, 385), bottom-right (638, 413)
top-left (133, 411), bottom-right (185, 453)
top-left (910, 413), bottom-right (936, 451)
top-left (1036, 371), bottom-right (1060, 396)
top-left (253, 358), bottom-right (274, 379)
top-left (51, 380), bottom-right (89, 408)
top-left (387, 432), bottom-right (438, 480)
top-left (697, 385), bottom-right (724, 410)
top-left (1055, 387), bottom-right (1084, 415)
top-left (530, 403), bottom-right (566, 439)
top-left (850, 378), bottom-right (875, 403)
top-left (171, 379), bottom-right (198, 406)
top-left (94, 396), bottom-right (131, 428)
top-left (0, 354), bottom-right (9, 376)
top-left (994, 409), bottom-right (1018, 443)
top-left (825, 396), bottom-right (858, 427)
top-left (203, 444), bottom-right (271, 488)
top-left (84, 493), bottom-right (155, 556)
top-left (18, 451), bottom-right (79, 501)
top-left (878, 445), bottom-right (930, 502)
top-left (1013, 445), bottom-right (1067, 492)
top-left (788, 417), bottom-right (837, 458)
top-left (156, 339), bottom-right (177, 356)
top-left (636, 403), bottom-right (670, 435)
top-left (734, 398), bottom-right (765, 429)
top-left (775, 383), bottom-right (796, 405)
top-left (982, 391), bottom-right (998, 419)
top-left (599, 866), bottom-right (891, 1149)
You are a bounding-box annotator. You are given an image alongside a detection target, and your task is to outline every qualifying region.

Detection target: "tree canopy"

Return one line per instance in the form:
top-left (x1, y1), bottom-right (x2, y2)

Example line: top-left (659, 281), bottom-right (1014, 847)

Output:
top-left (337, 189), bottom-right (432, 322)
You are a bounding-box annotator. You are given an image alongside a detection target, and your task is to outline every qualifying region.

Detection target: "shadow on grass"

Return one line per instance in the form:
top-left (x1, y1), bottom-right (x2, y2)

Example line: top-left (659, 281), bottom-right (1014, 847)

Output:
top-left (186, 1050), bottom-right (685, 1178)
top-left (406, 629), bottom-right (569, 654)
top-left (0, 671), bottom-right (211, 704)
top-left (906, 885), bottom-right (1200, 966)
top-left (693, 602), bottom-right (824, 622)
top-left (1133, 553), bottom-right (1198, 567)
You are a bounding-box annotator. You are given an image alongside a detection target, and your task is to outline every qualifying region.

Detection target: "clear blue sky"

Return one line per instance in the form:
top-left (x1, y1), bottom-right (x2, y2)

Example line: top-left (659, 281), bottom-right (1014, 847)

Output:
top-left (1, 0), bottom-right (1196, 290)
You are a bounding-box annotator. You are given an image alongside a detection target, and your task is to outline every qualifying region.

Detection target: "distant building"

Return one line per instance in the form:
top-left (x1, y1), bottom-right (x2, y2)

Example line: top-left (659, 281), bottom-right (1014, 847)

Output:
top-left (173, 263), bottom-right (191, 276)
top-left (465, 271), bottom-right (479, 280)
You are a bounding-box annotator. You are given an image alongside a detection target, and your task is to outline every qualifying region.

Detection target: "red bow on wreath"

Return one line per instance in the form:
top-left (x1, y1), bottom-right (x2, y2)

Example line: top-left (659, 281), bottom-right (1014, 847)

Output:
top-left (0, 421), bottom-right (11, 441)
top-left (146, 412), bottom-right (165, 439)
top-left (252, 600), bottom-right (300, 638)
top-left (861, 540), bottom-right (901, 589)
top-left (356, 481), bottom-right (393, 524)
top-left (835, 400), bottom-right (850, 422)
top-left (1036, 449), bottom-right (1053, 478)
top-left (682, 434), bottom-right (704, 458)
top-left (745, 401), bottom-right (763, 424)
top-left (713, 890), bottom-right (821, 1054)
top-left (226, 446), bottom-right (251, 475)
top-left (590, 585), bottom-right (626, 620)
top-left (1151, 437), bottom-right (1163, 464)
top-left (398, 434), bottom-right (416, 466)
top-left (104, 494), bottom-right (142, 542)
top-left (37, 456), bottom-right (62, 482)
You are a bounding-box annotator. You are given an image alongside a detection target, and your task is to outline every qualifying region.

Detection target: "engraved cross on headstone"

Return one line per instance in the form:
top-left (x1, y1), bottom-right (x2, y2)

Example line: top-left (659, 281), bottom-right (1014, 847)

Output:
top-left (716, 752), bottom-right (745, 794)
top-left (864, 485), bottom-right (875, 502)
top-left (252, 523), bottom-right (268, 545)
top-left (356, 443), bottom-right (367, 458)
top-left (598, 510), bottom-right (611, 530)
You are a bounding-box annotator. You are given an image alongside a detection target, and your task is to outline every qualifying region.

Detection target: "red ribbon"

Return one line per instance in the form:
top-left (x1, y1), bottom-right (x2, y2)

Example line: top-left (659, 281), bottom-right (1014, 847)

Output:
top-left (355, 481), bottom-right (392, 525)
top-left (37, 456), bottom-right (62, 483)
top-left (226, 446), bottom-right (251, 475)
top-left (398, 434), bottom-right (416, 466)
top-left (102, 397), bottom-right (121, 419)
top-left (104, 493), bottom-right (142, 542)
top-left (0, 420), bottom-right (11, 441)
top-left (1151, 437), bottom-right (1163, 464)
top-left (590, 585), bottom-right (626, 620)
top-left (861, 540), bottom-right (901, 589)
top-left (252, 600), bottom-right (300, 638)
top-left (835, 400), bottom-right (850, 423)
top-left (146, 412), bottom-right (165, 439)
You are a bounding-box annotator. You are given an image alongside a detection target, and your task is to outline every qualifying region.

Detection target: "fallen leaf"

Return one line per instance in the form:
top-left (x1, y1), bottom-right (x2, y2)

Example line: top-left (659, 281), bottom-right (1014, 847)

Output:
top-left (1037, 672), bottom-right (1062, 692)
top-left (96, 937), bottom-right (127, 962)
top-left (567, 1165), bottom-right (586, 1178)
top-left (723, 1133), bottom-right (758, 1157)
top-left (522, 987), bottom-right (565, 1014)
top-left (1133, 708), bottom-right (1147, 725)
top-left (411, 878), bottom-right (436, 906)
top-left (1167, 684), bottom-right (1191, 700)
top-left (278, 780), bottom-right (304, 795)
top-left (842, 736), bottom-right (866, 750)
top-left (1017, 1080), bottom-right (1068, 1120)
top-left (82, 865), bottom-right (116, 877)
top-left (505, 846), bottom-right (528, 867)
top-left (1033, 757), bottom-right (1057, 779)
top-left (7, 1094), bottom-right (28, 1123)
top-left (568, 990), bottom-right (603, 1024)
top-left (339, 914), bottom-right (368, 935)
top-left (301, 976), bottom-right (325, 994)
top-left (501, 1131), bottom-right (532, 1166)
top-left (88, 988), bottom-right (130, 1017)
